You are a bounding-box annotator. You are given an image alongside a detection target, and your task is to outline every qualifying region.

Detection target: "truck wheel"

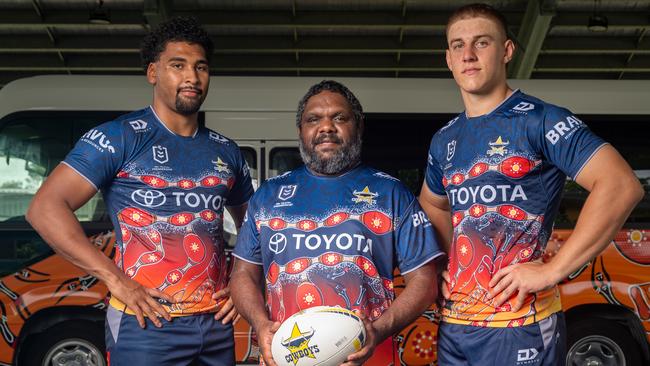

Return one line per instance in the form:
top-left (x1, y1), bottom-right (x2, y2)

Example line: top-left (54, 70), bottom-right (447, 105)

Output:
top-left (20, 321), bottom-right (106, 366)
top-left (566, 318), bottom-right (642, 366)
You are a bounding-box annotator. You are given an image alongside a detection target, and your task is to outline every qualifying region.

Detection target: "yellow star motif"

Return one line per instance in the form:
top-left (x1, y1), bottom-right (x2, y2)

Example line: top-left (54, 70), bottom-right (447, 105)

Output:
top-left (474, 166), bottom-right (482, 174)
top-left (148, 254), bottom-right (158, 262)
top-left (460, 245), bottom-right (468, 255)
top-left (326, 254), bottom-right (336, 264)
top-left (191, 243), bottom-right (200, 252)
top-left (453, 176), bottom-right (461, 183)
top-left (512, 164), bottom-right (520, 172)
top-left (303, 293), bottom-right (314, 304)
top-left (150, 178), bottom-right (158, 185)
top-left (473, 207), bottom-right (482, 215)
top-left (181, 181), bottom-right (190, 188)
top-left (283, 323), bottom-right (316, 365)
top-left (207, 178), bottom-right (215, 184)
top-left (169, 273), bottom-right (179, 282)
top-left (453, 216), bottom-right (459, 225)
top-left (333, 215), bottom-right (341, 223)
top-left (149, 232), bottom-right (159, 240)
top-left (127, 269), bottom-right (135, 276)
top-left (132, 213), bottom-right (141, 221)
top-left (372, 218), bottom-right (382, 228)
top-left (508, 209), bottom-right (518, 217)
top-left (205, 212), bottom-right (213, 219)
top-left (178, 215), bottom-right (187, 224)
top-left (302, 222), bottom-right (312, 229)
top-left (363, 262), bottom-right (370, 270)
top-left (292, 262), bottom-right (302, 271)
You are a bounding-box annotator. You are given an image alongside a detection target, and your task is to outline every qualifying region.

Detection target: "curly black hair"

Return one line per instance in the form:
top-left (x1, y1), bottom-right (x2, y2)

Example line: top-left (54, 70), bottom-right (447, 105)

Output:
top-left (140, 16), bottom-right (214, 72)
top-left (296, 80), bottom-right (365, 128)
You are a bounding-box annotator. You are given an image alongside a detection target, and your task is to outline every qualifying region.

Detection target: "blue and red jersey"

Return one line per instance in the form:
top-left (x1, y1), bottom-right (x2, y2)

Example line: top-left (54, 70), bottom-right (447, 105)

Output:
top-left (426, 90), bottom-right (607, 327)
top-left (234, 164), bottom-right (442, 321)
top-left (64, 106), bottom-right (253, 315)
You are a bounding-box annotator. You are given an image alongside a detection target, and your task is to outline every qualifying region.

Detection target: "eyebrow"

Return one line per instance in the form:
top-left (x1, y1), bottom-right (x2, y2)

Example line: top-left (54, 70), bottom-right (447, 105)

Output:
top-left (449, 34), bottom-right (495, 44)
top-left (166, 57), bottom-right (208, 64)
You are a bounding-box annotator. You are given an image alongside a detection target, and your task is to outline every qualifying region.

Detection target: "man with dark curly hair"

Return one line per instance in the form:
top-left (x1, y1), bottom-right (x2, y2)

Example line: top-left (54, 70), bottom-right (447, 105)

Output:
top-left (27, 16), bottom-right (252, 365)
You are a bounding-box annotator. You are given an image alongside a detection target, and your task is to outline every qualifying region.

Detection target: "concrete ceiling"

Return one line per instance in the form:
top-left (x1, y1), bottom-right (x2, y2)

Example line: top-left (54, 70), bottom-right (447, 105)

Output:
top-left (0, 0), bottom-right (649, 87)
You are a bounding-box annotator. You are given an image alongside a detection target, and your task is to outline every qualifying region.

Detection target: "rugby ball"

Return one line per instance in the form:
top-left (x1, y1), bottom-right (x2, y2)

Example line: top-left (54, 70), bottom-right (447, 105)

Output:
top-left (271, 306), bottom-right (366, 366)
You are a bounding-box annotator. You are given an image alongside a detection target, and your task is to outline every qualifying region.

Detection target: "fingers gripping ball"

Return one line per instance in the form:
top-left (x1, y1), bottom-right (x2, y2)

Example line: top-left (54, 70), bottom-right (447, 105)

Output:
top-left (271, 306), bottom-right (366, 366)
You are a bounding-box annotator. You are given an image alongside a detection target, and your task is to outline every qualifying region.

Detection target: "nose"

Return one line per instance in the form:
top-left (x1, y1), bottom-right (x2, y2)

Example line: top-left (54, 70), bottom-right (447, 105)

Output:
top-left (462, 46), bottom-right (477, 62)
top-left (317, 117), bottom-right (336, 134)
top-left (184, 67), bottom-right (199, 85)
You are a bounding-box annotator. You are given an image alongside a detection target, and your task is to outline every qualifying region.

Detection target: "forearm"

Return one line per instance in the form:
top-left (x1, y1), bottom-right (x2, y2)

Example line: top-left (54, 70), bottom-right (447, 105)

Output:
top-left (230, 265), bottom-right (270, 330)
top-left (546, 178), bottom-right (643, 283)
top-left (27, 197), bottom-right (124, 286)
top-left (372, 263), bottom-right (437, 341)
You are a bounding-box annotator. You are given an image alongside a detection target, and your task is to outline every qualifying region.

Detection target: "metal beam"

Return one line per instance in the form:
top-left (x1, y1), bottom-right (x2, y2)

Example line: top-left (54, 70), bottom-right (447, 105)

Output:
top-left (143, 0), bottom-right (171, 29)
top-left (508, 0), bottom-right (555, 79)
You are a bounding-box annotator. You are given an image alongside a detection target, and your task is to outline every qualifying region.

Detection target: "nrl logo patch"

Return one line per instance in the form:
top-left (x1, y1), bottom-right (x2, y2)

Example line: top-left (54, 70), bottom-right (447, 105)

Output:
top-left (487, 136), bottom-right (509, 156)
top-left (352, 186), bottom-right (378, 204)
top-left (447, 140), bottom-right (456, 161)
top-left (152, 145), bottom-right (168, 164)
top-left (278, 185), bottom-right (298, 201)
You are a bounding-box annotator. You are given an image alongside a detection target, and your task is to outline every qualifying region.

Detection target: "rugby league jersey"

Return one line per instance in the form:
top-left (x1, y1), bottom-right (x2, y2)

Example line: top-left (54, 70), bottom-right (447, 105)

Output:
top-left (64, 106), bottom-right (253, 315)
top-left (426, 90), bottom-right (607, 327)
top-left (235, 165), bottom-right (443, 362)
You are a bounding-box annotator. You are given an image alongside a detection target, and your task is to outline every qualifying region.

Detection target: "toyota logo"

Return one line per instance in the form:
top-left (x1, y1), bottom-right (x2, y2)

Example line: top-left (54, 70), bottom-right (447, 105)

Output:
top-left (268, 233), bottom-right (287, 254)
top-left (131, 189), bottom-right (166, 208)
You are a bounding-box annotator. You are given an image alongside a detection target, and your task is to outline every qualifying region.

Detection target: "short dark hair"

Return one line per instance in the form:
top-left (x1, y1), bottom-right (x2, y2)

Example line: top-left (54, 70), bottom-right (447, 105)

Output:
top-left (296, 80), bottom-right (364, 127)
top-left (140, 16), bottom-right (214, 72)
top-left (446, 3), bottom-right (509, 43)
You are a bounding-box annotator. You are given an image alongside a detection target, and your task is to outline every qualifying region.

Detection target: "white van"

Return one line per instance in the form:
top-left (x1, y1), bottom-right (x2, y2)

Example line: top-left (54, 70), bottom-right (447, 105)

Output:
top-left (0, 75), bottom-right (648, 366)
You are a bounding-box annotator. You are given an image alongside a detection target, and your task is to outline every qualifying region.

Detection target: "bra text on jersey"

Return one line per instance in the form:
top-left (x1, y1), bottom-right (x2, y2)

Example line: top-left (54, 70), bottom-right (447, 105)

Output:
top-left (545, 115), bottom-right (585, 145)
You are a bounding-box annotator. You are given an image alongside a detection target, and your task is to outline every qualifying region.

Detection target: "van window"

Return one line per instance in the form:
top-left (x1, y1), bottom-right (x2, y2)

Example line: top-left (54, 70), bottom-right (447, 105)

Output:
top-left (0, 112), bottom-right (125, 223)
top-left (269, 147), bottom-right (302, 178)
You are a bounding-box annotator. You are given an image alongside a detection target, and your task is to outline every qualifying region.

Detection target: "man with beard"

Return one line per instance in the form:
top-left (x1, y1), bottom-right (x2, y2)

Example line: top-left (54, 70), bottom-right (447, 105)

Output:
top-left (230, 80), bottom-right (443, 366)
top-left (26, 17), bottom-right (253, 365)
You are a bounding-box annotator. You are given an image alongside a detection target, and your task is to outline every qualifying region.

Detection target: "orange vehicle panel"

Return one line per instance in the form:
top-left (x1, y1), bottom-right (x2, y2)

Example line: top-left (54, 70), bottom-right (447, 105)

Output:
top-left (1, 228), bottom-right (648, 365)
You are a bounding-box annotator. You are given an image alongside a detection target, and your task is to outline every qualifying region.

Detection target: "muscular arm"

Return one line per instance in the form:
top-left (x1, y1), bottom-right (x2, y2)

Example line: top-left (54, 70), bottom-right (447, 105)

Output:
top-left (418, 183), bottom-right (453, 253)
top-left (230, 258), bottom-right (279, 366)
top-left (226, 203), bottom-right (248, 232)
top-left (26, 164), bottom-right (174, 327)
top-left (489, 145), bottom-right (644, 310)
top-left (344, 261), bottom-right (438, 365)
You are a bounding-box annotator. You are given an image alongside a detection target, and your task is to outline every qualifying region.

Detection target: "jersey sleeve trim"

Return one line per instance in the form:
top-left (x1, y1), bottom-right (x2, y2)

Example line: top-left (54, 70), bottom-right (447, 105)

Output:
top-left (572, 142), bottom-right (609, 180)
top-left (400, 252), bottom-right (445, 275)
top-left (61, 161), bottom-right (99, 191)
top-left (424, 182), bottom-right (448, 198)
top-left (232, 253), bottom-right (263, 266)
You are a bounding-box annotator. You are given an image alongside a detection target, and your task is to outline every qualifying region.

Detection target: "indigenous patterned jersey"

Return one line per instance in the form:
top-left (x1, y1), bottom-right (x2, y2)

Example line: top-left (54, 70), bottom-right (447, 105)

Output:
top-left (426, 90), bottom-right (607, 327)
top-left (64, 106), bottom-right (253, 316)
top-left (234, 165), bottom-right (443, 362)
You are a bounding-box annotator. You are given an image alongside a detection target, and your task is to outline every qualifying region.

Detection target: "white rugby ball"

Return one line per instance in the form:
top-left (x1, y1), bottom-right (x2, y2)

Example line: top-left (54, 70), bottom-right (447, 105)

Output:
top-left (271, 306), bottom-right (366, 366)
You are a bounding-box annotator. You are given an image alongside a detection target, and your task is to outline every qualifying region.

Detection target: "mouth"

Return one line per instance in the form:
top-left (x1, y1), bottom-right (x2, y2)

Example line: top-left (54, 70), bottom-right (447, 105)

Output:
top-left (462, 68), bottom-right (481, 75)
top-left (178, 88), bottom-right (202, 98)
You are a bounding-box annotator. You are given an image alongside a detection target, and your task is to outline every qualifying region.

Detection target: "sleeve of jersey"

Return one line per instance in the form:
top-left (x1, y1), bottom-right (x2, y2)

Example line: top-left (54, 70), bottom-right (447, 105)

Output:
top-left (424, 138), bottom-right (447, 196)
top-left (537, 106), bottom-right (608, 180)
top-left (394, 198), bottom-right (444, 275)
top-left (233, 208), bottom-right (263, 265)
top-left (226, 148), bottom-right (254, 207)
top-left (62, 122), bottom-right (125, 190)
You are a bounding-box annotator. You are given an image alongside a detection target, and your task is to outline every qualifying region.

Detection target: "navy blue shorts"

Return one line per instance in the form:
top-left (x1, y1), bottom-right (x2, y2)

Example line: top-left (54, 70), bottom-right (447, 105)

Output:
top-left (105, 306), bottom-right (235, 366)
top-left (437, 312), bottom-right (566, 366)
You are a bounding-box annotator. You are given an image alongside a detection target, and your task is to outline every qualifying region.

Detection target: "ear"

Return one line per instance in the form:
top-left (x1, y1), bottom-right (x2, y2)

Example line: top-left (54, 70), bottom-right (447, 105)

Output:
top-left (445, 49), bottom-right (453, 71)
top-left (146, 63), bottom-right (157, 85)
top-left (503, 39), bottom-right (515, 64)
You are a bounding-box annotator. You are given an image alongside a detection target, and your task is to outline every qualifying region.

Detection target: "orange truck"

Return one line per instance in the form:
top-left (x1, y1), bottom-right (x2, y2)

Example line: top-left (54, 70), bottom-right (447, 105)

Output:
top-left (0, 76), bottom-right (648, 365)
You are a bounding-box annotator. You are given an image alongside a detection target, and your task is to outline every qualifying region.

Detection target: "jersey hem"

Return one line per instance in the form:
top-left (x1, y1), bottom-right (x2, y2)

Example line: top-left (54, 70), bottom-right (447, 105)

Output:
top-left (232, 253), bottom-right (263, 265)
top-left (572, 142), bottom-right (609, 181)
top-left (61, 161), bottom-right (99, 191)
top-left (400, 252), bottom-right (445, 275)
